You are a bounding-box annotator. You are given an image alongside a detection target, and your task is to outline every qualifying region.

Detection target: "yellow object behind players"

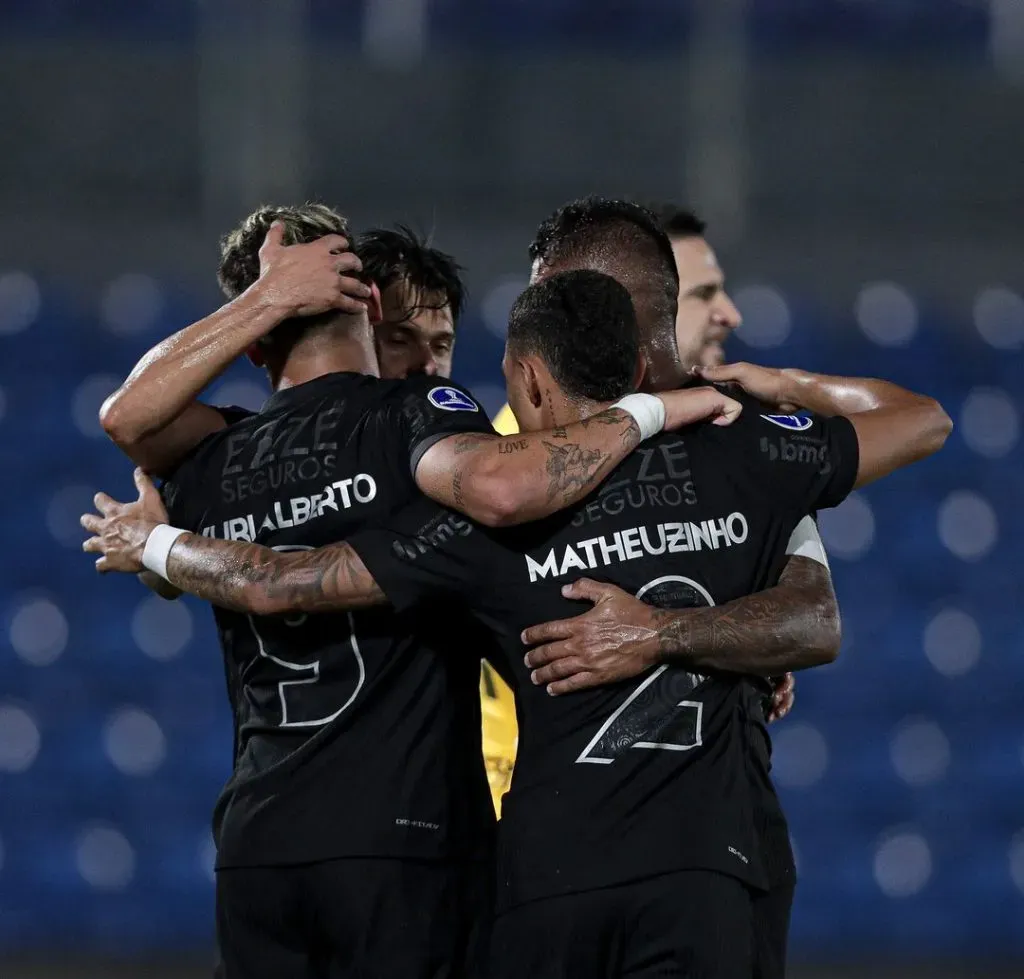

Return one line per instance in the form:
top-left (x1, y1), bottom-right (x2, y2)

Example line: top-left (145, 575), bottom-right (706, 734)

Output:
top-left (481, 402), bottom-right (521, 815)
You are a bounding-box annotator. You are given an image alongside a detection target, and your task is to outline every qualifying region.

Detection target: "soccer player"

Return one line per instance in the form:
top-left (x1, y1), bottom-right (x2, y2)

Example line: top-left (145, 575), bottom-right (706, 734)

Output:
top-left (83, 268), bottom-right (951, 979)
top-left (650, 203), bottom-right (742, 370)
top-left (484, 199), bottom-right (809, 808)
top-left (94, 204), bottom-right (738, 979)
top-left (353, 224), bottom-right (517, 813)
top-left (358, 225), bottom-right (463, 380)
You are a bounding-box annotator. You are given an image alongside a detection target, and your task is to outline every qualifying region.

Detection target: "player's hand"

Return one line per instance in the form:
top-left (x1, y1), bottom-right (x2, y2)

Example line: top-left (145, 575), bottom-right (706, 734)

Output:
top-left (80, 468), bottom-right (168, 574)
top-left (521, 579), bottom-right (661, 695)
top-left (656, 386), bottom-right (743, 430)
top-left (694, 362), bottom-right (800, 413)
top-left (256, 220), bottom-right (373, 319)
top-left (767, 673), bottom-right (795, 723)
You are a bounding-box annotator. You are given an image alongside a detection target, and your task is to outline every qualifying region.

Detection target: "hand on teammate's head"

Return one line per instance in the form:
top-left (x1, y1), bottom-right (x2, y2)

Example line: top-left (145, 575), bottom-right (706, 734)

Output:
top-left (255, 221), bottom-right (376, 321)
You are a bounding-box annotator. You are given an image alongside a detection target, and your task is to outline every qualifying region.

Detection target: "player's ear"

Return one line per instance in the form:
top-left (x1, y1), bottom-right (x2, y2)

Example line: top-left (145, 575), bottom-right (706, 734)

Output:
top-left (364, 281), bottom-right (383, 325)
top-left (633, 352), bottom-right (648, 393)
top-left (522, 357), bottom-right (545, 409)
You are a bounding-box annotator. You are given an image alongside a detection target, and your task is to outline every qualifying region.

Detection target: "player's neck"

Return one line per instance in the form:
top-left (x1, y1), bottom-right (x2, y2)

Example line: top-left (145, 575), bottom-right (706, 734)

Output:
top-left (548, 396), bottom-right (613, 429)
top-left (272, 334), bottom-right (381, 391)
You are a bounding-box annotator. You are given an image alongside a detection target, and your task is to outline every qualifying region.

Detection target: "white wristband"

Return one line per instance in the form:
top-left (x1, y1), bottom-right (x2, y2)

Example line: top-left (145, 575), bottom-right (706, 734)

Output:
top-left (142, 524), bottom-right (188, 580)
top-left (611, 393), bottom-right (666, 441)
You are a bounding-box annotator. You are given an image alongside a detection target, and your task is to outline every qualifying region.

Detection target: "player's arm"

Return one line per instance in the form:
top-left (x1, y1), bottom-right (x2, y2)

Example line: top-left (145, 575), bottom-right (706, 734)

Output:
top-left (80, 469), bottom-right (388, 615)
top-left (100, 224), bottom-right (369, 478)
top-left (522, 517), bottom-right (840, 694)
top-left (412, 386), bottom-right (743, 527)
top-left (80, 468), bottom-right (489, 620)
top-left (697, 363), bottom-right (952, 487)
top-left (163, 535), bottom-right (384, 615)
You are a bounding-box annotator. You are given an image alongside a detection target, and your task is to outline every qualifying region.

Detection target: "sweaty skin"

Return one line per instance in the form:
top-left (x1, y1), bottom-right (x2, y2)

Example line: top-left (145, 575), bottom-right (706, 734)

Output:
top-left (82, 364), bottom-right (950, 691)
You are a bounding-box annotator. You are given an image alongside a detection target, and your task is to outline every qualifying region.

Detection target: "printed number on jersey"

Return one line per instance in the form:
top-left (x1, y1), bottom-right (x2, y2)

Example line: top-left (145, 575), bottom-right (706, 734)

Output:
top-left (247, 545), bottom-right (366, 728)
top-left (577, 576), bottom-right (712, 764)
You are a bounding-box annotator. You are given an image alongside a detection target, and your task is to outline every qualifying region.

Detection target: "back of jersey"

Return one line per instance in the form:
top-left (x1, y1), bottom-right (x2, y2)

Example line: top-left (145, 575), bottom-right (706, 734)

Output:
top-left (350, 398), bottom-right (861, 909)
top-left (161, 372), bottom-right (495, 869)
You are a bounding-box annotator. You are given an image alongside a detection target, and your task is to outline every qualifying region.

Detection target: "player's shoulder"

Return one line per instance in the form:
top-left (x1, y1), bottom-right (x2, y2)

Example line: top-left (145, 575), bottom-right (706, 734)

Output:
top-left (384, 375), bottom-right (485, 415)
top-left (215, 404), bottom-right (257, 426)
top-left (694, 383), bottom-right (819, 441)
top-left (162, 408), bottom-right (252, 485)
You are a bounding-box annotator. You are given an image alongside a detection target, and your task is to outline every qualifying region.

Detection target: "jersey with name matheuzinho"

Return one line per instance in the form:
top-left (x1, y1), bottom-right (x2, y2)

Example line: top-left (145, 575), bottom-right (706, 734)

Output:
top-left (351, 399), bottom-right (859, 909)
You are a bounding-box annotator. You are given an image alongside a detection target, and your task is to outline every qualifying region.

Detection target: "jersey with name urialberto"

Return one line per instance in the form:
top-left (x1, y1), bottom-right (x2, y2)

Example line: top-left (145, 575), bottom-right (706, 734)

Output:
top-left (160, 373), bottom-right (496, 870)
top-left (350, 402), bottom-right (859, 910)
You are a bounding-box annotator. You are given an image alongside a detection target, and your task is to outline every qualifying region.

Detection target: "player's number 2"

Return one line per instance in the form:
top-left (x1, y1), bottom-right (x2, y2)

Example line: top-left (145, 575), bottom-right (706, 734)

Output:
top-left (576, 576), bottom-right (711, 765)
top-left (247, 545), bottom-right (366, 728)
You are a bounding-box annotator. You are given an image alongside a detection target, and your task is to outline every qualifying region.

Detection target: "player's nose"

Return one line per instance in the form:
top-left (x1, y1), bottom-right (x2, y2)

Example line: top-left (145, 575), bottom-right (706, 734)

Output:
top-left (713, 292), bottom-right (742, 330)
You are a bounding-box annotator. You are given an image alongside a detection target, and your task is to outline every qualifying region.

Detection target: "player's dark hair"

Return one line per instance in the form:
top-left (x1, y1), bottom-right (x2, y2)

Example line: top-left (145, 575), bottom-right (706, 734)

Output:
top-left (528, 197), bottom-right (679, 357)
top-left (218, 203), bottom-right (357, 352)
top-left (648, 202), bottom-right (707, 240)
top-left (506, 269), bottom-right (638, 404)
top-left (356, 225), bottom-right (465, 323)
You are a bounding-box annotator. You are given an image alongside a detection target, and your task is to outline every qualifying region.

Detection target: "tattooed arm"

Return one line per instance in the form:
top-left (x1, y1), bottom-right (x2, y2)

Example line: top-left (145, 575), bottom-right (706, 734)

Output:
top-left (642, 555), bottom-right (838, 674)
top-left (81, 494), bottom-right (386, 616)
top-left (414, 387), bottom-right (742, 528)
top-left (521, 556), bottom-right (839, 696)
top-left (414, 410), bottom-right (638, 528)
top-left (162, 535), bottom-right (384, 616)
top-left (81, 471), bottom-right (386, 615)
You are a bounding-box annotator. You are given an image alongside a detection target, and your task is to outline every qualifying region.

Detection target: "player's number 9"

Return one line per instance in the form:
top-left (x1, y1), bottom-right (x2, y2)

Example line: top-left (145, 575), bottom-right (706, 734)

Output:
top-left (576, 575), bottom-right (711, 764)
top-left (246, 545), bottom-right (366, 728)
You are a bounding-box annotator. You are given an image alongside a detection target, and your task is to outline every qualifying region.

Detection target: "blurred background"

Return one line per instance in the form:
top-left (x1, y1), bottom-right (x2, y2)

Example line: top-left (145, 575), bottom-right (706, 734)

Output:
top-left (0, 1), bottom-right (1022, 976)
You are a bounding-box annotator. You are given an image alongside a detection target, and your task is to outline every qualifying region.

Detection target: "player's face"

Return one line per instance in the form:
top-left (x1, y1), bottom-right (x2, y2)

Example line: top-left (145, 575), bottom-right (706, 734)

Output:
top-left (671, 236), bottom-right (741, 370)
top-left (374, 282), bottom-right (456, 380)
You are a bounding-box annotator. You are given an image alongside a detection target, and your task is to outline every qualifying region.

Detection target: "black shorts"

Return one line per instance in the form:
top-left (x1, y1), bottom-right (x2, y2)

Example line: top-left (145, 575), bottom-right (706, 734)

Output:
top-left (215, 856), bottom-right (489, 979)
top-left (488, 870), bottom-right (794, 979)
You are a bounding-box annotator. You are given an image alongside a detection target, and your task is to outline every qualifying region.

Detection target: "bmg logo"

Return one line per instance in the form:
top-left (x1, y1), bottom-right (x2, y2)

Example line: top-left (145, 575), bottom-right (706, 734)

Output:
top-left (760, 436), bottom-right (832, 475)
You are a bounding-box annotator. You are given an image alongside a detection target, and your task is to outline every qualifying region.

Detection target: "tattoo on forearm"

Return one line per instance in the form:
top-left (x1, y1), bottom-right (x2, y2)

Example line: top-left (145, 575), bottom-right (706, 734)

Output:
top-left (651, 557), bottom-right (839, 674)
top-left (581, 408), bottom-right (641, 450)
top-left (167, 537), bottom-right (384, 614)
top-left (541, 410), bottom-right (640, 504)
top-left (543, 441), bottom-right (609, 503)
top-left (498, 438), bottom-right (530, 454)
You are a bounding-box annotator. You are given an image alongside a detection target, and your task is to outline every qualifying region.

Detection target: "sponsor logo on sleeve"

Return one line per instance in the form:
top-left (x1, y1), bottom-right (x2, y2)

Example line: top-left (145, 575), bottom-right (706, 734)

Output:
top-left (760, 413), bottom-right (814, 432)
top-left (427, 386), bottom-right (480, 412)
top-left (759, 436), bottom-right (832, 475)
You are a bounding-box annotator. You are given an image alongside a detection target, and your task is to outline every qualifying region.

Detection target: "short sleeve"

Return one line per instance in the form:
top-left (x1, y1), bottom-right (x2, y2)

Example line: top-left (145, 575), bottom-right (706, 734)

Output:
top-left (393, 377), bottom-right (496, 476)
top-left (154, 404), bottom-right (250, 528)
top-left (214, 404), bottom-right (255, 426)
top-left (700, 393), bottom-right (859, 514)
top-left (159, 468), bottom-right (194, 529)
top-left (348, 498), bottom-right (488, 615)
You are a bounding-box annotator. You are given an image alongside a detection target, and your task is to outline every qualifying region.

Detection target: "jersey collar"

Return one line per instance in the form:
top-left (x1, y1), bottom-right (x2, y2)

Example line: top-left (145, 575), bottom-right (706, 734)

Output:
top-left (261, 371), bottom-right (366, 414)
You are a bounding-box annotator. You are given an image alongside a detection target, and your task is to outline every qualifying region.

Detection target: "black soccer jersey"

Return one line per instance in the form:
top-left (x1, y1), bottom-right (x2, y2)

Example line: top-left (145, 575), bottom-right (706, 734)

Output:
top-left (350, 401), bottom-right (859, 910)
top-left (161, 372), bottom-right (497, 869)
